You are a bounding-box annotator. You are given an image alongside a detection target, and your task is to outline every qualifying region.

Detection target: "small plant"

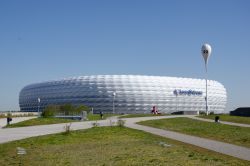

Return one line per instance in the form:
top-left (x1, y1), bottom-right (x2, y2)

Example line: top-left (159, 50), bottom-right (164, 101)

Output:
top-left (92, 121), bottom-right (100, 127)
top-left (117, 119), bottom-right (125, 127)
top-left (28, 113), bottom-right (34, 116)
top-left (41, 105), bottom-right (58, 118)
top-left (199, 111), bottom-right (206, 115)
top-left (109, 118), bottom-right (116, 127)
top-left (64, 123), bottom-right (72, 134)
top-left (158, 141), bottom-right (172, 147)
top-left (17, 147), bottom-right (26, 166)
top-left (210, 111), bottom-right (214, 115)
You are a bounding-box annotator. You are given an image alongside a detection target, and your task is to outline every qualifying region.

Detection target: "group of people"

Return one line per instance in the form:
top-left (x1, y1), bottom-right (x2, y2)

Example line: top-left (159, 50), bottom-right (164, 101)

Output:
top-left (151, 106), bottom-right (160, 114)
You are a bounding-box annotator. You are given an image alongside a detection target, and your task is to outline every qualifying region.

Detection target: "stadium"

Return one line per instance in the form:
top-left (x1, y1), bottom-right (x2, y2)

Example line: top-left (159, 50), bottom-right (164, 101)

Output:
top-left (19, 75), bottom-right (227, 114)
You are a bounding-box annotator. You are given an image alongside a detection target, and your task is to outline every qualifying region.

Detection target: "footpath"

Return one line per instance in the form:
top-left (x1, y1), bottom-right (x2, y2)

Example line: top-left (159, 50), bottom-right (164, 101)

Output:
top-left (0, 117), bottom-right (37, 129)
top-left (0, 115), bottom-right (250, 161)
top-left (123, 116), bottom-right (250, 161)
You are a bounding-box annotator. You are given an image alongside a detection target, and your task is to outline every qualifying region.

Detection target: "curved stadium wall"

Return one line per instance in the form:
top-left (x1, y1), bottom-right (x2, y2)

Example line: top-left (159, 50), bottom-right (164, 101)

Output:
top-left (19, 75), bottom-right (227, 114)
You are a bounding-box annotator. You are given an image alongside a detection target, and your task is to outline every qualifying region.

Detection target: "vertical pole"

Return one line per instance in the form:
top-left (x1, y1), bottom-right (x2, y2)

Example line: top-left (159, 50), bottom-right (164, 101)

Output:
top-left (176, 93), bottom-right (178, 113)
top-left (112, 92), bottom-right (116, 114)
top-left (113, 94), bottom-right (115, 114)
top-left (38, 101), bottom-right (40, 116)
top-left (205, 64), bottom-right (208, 115)
top-left (38, 98), bottom-right (40, 117)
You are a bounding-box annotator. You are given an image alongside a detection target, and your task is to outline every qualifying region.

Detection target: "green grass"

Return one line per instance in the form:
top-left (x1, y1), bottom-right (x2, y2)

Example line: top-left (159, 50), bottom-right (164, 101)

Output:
top-left (0, 127), bottom-right (249, 166)
top-left (198, 114), bottom-right (250, 124)
top-left (87, 113), bottom-right (119, 120)
top-left (5, 114), bottom-right (118, 128)
top-left (5, 118), bottom-right (78, 128)
top-left (121, 114), bottom-right (168, 118)
top-left (138, 117), bottom-right (250, 148)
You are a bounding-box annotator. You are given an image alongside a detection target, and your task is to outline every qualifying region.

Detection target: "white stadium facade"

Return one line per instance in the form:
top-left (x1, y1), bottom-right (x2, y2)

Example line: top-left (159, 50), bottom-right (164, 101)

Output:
top-left (19, 75), bottom-right (227, 114)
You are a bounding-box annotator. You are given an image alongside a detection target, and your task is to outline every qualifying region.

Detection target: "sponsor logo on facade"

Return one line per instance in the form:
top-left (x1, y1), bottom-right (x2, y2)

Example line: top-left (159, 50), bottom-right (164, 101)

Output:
top-left (173, 89), bottom-right (203, 96)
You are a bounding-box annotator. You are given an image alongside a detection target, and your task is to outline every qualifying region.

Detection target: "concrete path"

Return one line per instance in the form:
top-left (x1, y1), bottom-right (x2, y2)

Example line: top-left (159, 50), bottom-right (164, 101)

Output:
top-left (189, 116), bottom-right (250, 128)
top-left (125, 121), bottom-right (250, 161)
top-left (0, 116), bottom-right (37, 129)
top-left (0, 115), bottom-right (250, 161)
top-left (0, 119), bottom-right (114, 144)
top-left (0, 115), bottom-right (178, 144)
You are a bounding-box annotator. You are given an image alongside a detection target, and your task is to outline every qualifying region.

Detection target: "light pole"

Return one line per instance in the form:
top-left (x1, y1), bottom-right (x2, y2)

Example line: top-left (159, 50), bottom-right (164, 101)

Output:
top-left (38, 98), bottom-right (40, 116)
top-left (201, 43), bottom-right (212, 115)
top-left (112, 92), bottom-right (116, 114)
top-left (175, 90), bottom-right (178, 113)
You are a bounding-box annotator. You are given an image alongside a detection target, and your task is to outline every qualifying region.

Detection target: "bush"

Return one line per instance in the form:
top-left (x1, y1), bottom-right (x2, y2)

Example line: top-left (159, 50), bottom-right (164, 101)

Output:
top-left (117, 119), bottom-right (126, 127)
top-left (92, 121), bottom-right (100, 127)
top-left (7, 113), bottom-right (12, 118)
top-left (199, 111), bottom-right (206, 115)
top-left (60, 104), bottom-right (75, 115)
top-left (210, 111), bottom-right (214, 115)
top-left (76, 105), bottom-right (91, 114)
top-left (59, 104), bottom-right (90, 115)
top-left (41, 105), bottom-right (59, 118)
top-left (42, 104), bottom-right (90, 117)
top-left (63, 123), bottom-right (71, 134)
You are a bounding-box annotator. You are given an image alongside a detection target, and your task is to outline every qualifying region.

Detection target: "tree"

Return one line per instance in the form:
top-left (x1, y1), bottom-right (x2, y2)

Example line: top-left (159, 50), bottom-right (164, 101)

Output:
top-left (41, 105), bottom-right (59, 117)
top-left (60, 103), bottom-right (74, 115)
top-left (75, 105), bottom-right (90, 113)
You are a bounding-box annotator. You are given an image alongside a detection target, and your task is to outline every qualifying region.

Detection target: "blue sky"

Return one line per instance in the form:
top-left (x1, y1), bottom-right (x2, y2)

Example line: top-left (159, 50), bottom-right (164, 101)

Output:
top-left (0, 0), bottom-right (249, 111)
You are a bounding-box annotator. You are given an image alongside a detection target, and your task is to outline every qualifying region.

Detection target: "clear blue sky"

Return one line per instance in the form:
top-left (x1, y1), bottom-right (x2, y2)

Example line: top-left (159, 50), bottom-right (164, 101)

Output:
top-left (0, 0), bottom-right (249, 111)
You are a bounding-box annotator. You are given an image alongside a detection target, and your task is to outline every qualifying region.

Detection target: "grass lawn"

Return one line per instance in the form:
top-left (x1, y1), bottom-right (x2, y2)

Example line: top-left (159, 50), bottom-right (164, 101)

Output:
top-left (4, 114), bottom-right (118, 128)
top-left (87, 113), bottom-right (119, 120)
top-left (138, 117), bottom-right (250, 148)
top-left (0, 127), bottom-right (249, 166)
top-left (198, 114), bottom-right (250, 124)
top-left (121, 114), bottom-right (168, 118)
top-left (5, 118), bottom-right (78, 128)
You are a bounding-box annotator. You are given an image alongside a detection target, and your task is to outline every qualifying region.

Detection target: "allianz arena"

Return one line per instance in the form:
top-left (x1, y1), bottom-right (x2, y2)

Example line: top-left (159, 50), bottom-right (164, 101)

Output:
top-left (19, 75), bottom-right (227, 114)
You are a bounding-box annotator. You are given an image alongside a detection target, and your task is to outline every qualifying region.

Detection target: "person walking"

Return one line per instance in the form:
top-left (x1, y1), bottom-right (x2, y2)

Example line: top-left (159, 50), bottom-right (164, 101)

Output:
top-left (100, 111), bottom-right (104, 119)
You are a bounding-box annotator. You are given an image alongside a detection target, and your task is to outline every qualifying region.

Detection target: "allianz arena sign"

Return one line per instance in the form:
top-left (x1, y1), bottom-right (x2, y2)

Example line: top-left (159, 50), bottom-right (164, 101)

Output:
top-left (173, 89), bottom-right (203, 96)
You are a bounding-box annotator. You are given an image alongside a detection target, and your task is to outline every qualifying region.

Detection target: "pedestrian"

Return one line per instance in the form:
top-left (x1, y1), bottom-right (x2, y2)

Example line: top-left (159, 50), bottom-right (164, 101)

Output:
top-left (100, 111), bottom-right (103, 119)
top-left (7, 116), bottom-right (12, 125)
top-left (215, 116), bottom-right (220, 123)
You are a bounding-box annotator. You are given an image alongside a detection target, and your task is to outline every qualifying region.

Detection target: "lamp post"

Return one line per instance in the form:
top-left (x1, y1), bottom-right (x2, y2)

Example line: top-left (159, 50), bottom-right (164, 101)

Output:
top-left (37, 98), bottom-right (40, 116)
top-left (112, 92), bottom-right (116, 114)
top-left (174, 90), bottom-right (178, 113)
top-left (201, 43), bottom-right (212, 115)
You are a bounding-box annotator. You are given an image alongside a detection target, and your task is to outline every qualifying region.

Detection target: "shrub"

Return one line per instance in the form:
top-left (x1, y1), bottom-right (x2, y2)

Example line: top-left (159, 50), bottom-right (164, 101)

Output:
top-left (63, 123), bottom-right (71, 134)
top-left (75, 105), bottom-right (91, 114)
top-left (92, 121), bottom-right (100, 127)
top-left (117, 119), bottom-right (126, 127)
top-left (7, 113), bottom-right (12, 119)
top-left (109, 118), bottom-right (116, 126)
top-left (41, 105), bottom-right (59, 118)
top-left (42, 104), bottom-right (90, 117)
top-left (210, 111), bottom-right (214, 115)
top-left (60, 104), bottom-right (74, 115)
top-left (199, 111), bottom-right (206, 115)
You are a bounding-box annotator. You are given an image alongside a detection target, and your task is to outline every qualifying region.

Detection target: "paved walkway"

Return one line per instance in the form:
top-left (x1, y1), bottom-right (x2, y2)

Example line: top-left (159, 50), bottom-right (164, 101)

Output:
top-left (0, 115), bottom-right (250, 161)
top-left (0, 119), bottom-right (114, 144)
top-left (0, 116), bottom-right (37, 129)
top-left (125, 120), bottom-right (250, 161)
top-left (188, 116), bottom-right (250, 128)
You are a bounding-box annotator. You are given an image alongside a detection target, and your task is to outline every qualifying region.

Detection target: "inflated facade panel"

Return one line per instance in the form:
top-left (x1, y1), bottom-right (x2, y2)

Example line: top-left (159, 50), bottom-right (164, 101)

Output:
top-left (19, 75), bottom-right (227, 114)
